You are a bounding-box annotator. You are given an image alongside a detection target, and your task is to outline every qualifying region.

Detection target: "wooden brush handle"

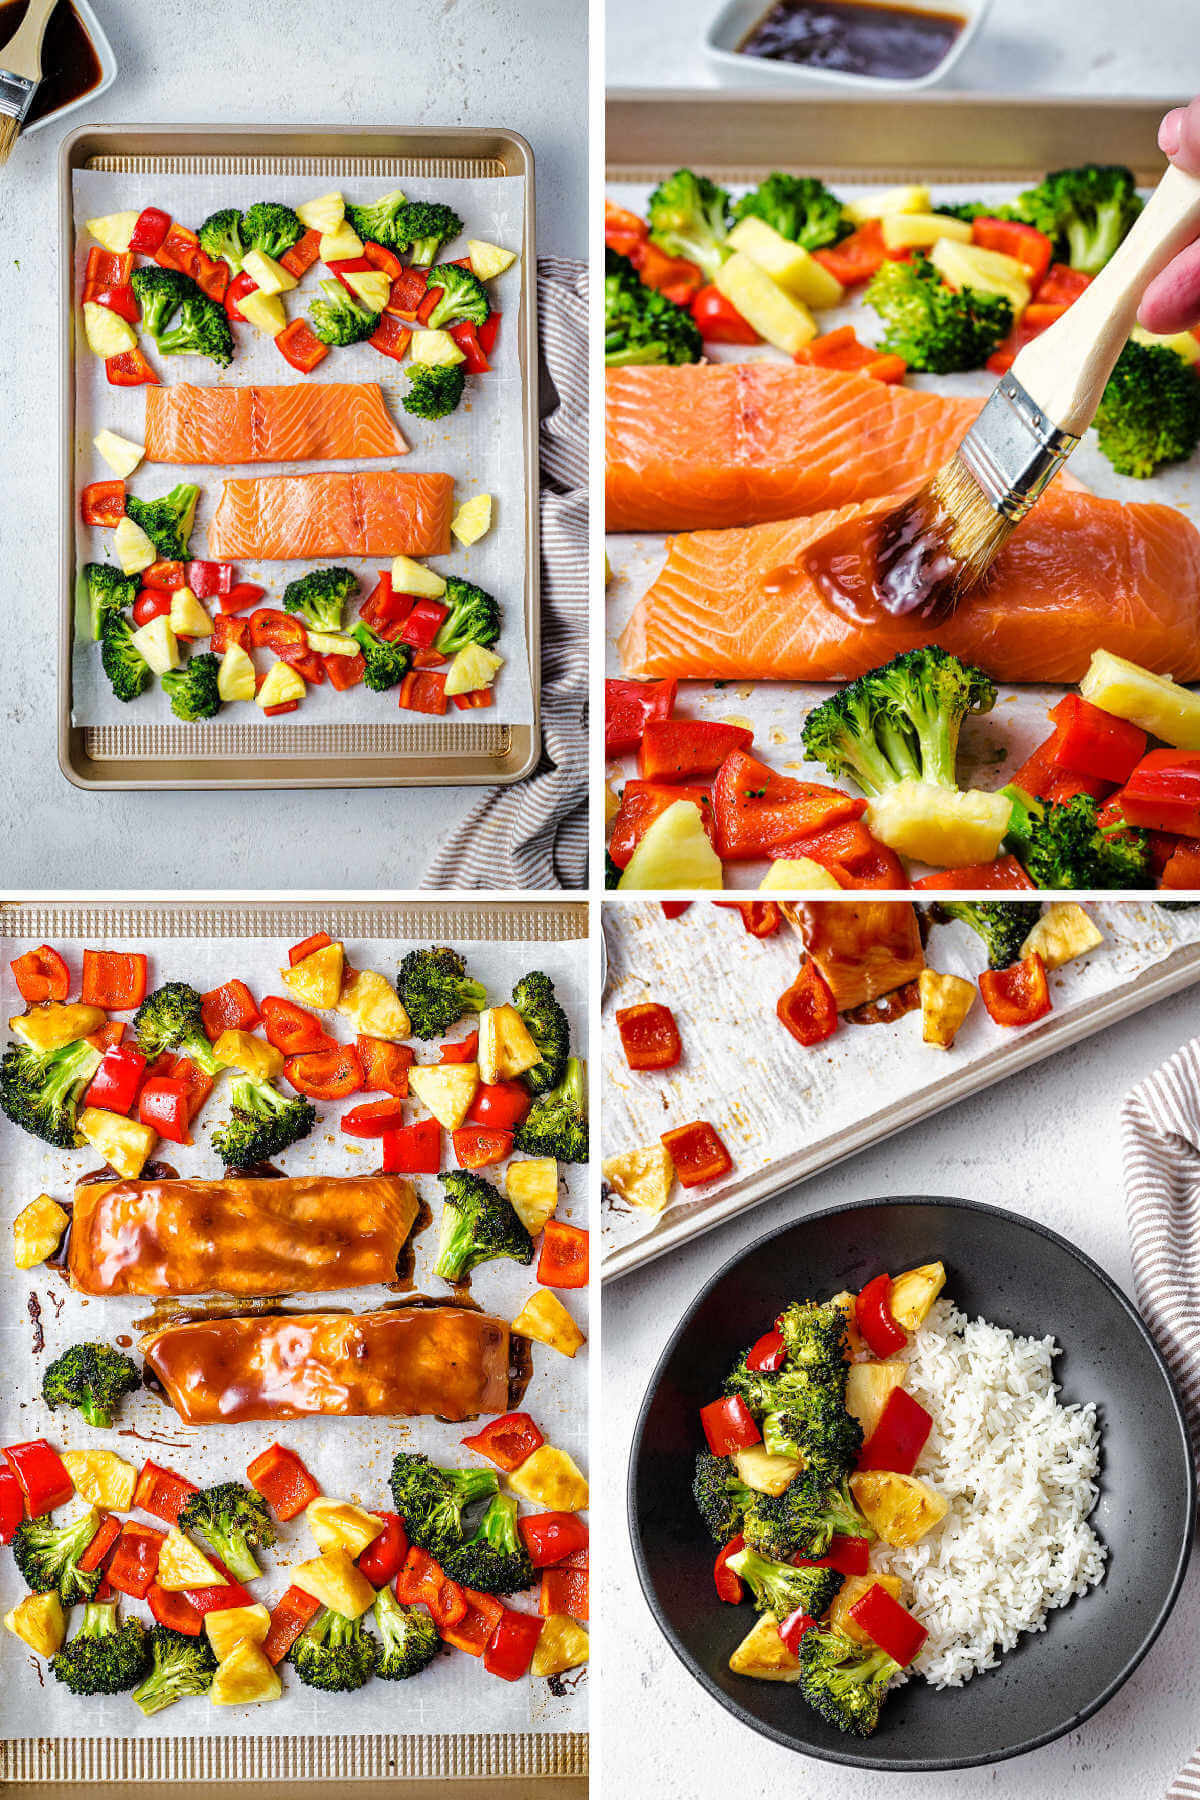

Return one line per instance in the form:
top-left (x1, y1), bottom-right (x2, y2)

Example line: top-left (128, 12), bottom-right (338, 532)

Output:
top-left (0, 0), bottom-right (56, 80)
top-left (1011, 160), bottom-right (1200, 436)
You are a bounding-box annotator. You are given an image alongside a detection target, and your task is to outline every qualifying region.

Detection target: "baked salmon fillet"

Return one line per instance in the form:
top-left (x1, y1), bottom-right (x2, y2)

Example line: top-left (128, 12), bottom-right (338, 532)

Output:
top-left (207, 469), bottom-right (455, 559)
top-left (620, 484), bottom-right (1200, 684)
top-left (144, 382), bottom-right (407, 464)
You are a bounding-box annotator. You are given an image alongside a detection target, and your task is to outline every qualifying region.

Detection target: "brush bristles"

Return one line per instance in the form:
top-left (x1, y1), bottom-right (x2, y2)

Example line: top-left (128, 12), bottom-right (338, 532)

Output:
top-left (931, 452), bottom-right (1015, 585)
top-left (0, 111), bottom-right (19, 167)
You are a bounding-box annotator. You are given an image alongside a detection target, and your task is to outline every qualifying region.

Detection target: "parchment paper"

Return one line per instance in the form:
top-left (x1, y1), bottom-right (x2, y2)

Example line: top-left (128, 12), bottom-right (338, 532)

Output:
top-left (72, 170), bottom-right (533, 727)
top-left (0, 929), bottom-right (586, 1742)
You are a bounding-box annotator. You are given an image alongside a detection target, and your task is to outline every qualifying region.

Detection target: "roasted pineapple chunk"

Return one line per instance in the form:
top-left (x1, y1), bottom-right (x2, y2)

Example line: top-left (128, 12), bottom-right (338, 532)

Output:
top-left (506, 1158), bottom-right (559, 1235)
top-left (478, 1004), bottom-right (541, 1083)
top-left (509, 1445), bottom-right (588, 1512)
top-left (204, 1603), bottom-right (271, 1663)
top-left (830, 1573), bottom-right (905, 1645)
top-left (10, 1002), bottom-right (105, 1053)
top-left (732, 1444), bottom-right (803, 1496)
top-left (889, 1261), bottom-right (946, 1330)
top-left (212, 1029), bottom-right (284, 1082)
top-left (866, 781), bottom-right (1011, 868)
top-left (728, 1611), bottom-right (801, 1682)
top-left (919, 969), bottom-right (977, 1050)
top-left (1080, 649), bottom-right (1200, 751)
top-left (512, 1289), bottom-right (586, 1358)
top-left (305, 1497), bottom-right (383, 1558)
top-left (830, 1290), bottom-right (868, 1360)
top-left (290, 1547), bottom-right (376, 1618)
top-left (408, 1062), bottom-right (478, 1130)
top-left (77, 1107), bottom-right (156, 1178)
top-left (157, 1526), bottom-right (226, 1591)
top-left (281, 941), bottom-right (344, 1009)
top-left (338, 968), bottom-right (410, 1041)
top-left (1020, 903), bottom-right (1103, 971)
top-left (845, 1362), bottom-right (908, 1438)
top-left (61, 1450), bottom-right (137, 1511)
top-left (211, 1638), bottom-right (282, 1706)
top-left (13, 1194), bottom-right (70, 1269)
top-left (4, 1590), bottom-right (66, 1657)
top-left (601, 1142), bottom-right (675, 1214)
top-left (530, 1613), bottom-right (587, 1677)
top-left (850, 1471), bottom-right (948, 1546)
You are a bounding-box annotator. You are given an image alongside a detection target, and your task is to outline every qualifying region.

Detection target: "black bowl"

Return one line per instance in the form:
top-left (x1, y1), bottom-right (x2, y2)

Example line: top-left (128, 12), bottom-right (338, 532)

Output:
top-left (628, 1196), bottom-right (1196, 1772)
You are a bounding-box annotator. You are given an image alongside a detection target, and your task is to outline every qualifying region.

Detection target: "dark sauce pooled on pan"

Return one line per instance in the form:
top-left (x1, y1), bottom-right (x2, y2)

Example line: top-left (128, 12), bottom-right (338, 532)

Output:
top-left (0, 0), bottom-right (102, 123)
top-left (738, 0), bottom-right (964, 79)
top-left (843, 979), bottom-right (921, 1025)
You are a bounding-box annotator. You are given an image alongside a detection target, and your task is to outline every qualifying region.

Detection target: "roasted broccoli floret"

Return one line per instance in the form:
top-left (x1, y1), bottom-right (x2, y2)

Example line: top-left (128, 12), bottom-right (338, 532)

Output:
top-left (402, 363), bottom-right (466, 421)
top-left (692, 1452), bottom-right (756, 1543)
top-left (99, 611), bottom-right (153, 704)
top-left (124, 483), bottom-right (200, 561)
top-left (211, 1076), bottom-right (316, 1168)
top-left (132, 1623), bottom-right (217, 1715)
top-left (511, 970), bottom-right (570, 1095)
top-left (801, 647), bottom-right (996, 796)
top-left (604, 247), bottom-right (702, 367)
top-left (432, 576), bottom-right (500, 657)
top-left (424, 264), bottom-right (491, 331)
top-left (647, 168), bottom-right (731, 281)
top-left (241, 200), bottom-right (304, 261)
top-left (443, 1491), bottom-right (536, 1595)
top-left (1092, 339), bottom-right (1200, 478)
top-left (0, 1036), bottom-right (101, 1148)
top-left (42, 1341), bottom-right (141, 1430)
top-left (776, 1300), bottom-right (853, 1384)
top-left (162, 651), bottom-right (221, 722)
top-left (12, 1508), bottom-right (103, 1603)
top-left (760, 1397), bottom-right (863, 1486)
top-left (177, 1481), bottom-right (277, 1584)
top-left (132, 270), bottom-right (233, 368)
top-left (731, 173), bottom-right (850, 252)
top-left (725, 1546), bottom-right (842, 1623)
top-left (743, 1470), bottom-right (872, 1561)
top-left (308, 277), bottom-right (378, 346)
top-left (389, 1451), bottom-right (500, 1559)
top-left (434, 1169), bottom-right (534, 1281)
top-left (282, 565), bottom-right (358, 633)
top-left (373, 1585), bottom-right (440, 1680)
top-left (133, 980), bottom-right (221, 1075)
top-left (52, 1600), bottom-right (148, 1695)
top-left (348, 621), bottom-right (412, 692)
top-left (798, 1626), bottom-right (900, 1736)
top-left (933, 900), bottom-right (1043, 969)
top-left (604, 850), bottom-right (622, 890)
top-left (83, 562), bottom-right (137, 641)
top-left (865, 252), bottom-right (1012, 373)
top-left (345, 189), bottom-right (409, 251)
top-left (290, 1605), bottom-right (377, 1692)
top-left (1017, 163), bottom-right (1142, 275)
top-left (1002, 785), bottom-right (1151, 889)
top-left (398, 946), bottom-right (488, 1039)
top-left (129, 265), bottom-right (193, 337)
top-left (197, 208), bottom-right (247, 273)
top-left (396, 200), bottom-right (463, 266)
top-left (512, 1056), bottom-right (588, 1163)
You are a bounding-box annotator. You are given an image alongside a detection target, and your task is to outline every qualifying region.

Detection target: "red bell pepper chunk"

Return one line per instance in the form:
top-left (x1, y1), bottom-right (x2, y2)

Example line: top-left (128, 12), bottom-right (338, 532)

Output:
top-left (185, 560), bottom-right (232, 600)
top-left (184, 1560), bottom-right (254, 1615)
top-left (397, 670), bottom-right (448, 714)
top-left (359, 571), bottom-right (411, 631)
top-left (105, 348), bottom-right (159, 387)
top-left (11, 944), bottom-right (71, 1004)
top-left (484, 1606), bottom-right (544, 1680)
top-left (537, 1220), bottom-right (589, 1289)
top-left (636, 240), bottom-right (704, 305)
top-left (465, 1080), bottom-right (533, 1131)
top-left (638, 719), bottom-right (754, 784)
top-left (970, 216), bottom-right (1053, 286)
top-left (979, 952), bottom-right (1052, 1028)
top-left (143, 560), bottom-right (185, 590)
top-left (477, 312), bottom-right (501, 357)
top-left (280, 228), bottom-right (322, 279)
top-left (148, 1583), bottom-right (204, 1636)
top-left (359, 238), bottom-right (404, 280)
top-left (193, 248), bottom-right (230, 304)
top-left (539, 1556), bottom-right (588, 1620)
top-left (246, 1443), bottom-right (321, 1522)
top-left (846, 1582), bottom-right (928, 1666)
top-left (700, 1395), bottom-right (760, 1457)
top-left (262, 1585), bottom-right (321, 1663)
top-left (692, 283), bottom-right (759, 343)
top-left (913, 855), bottom-right (1035, 891)
top-left (355, 1035), bottom-right (414, 1097)
top-left (604, 677), bottom-right (677, 758)
top-left (168, 1054), bottom-right (214, 1125)
top-left (449, 320), bottom-right (490, 373)
top-left (518, 1510), bottom-right (587, 1567)
top-left (452, 687), bottom-right (494, 711)
top-left (328, 252), bottom-right (373, 285)
top-left (714, 900), bottom-right (782, 938)
top-left (262, 699), bottom-right (301, 717)
top-left (260, 993), bottom-right (336, 1056)
top-left (326, 649), bottom-right (367, 689)
top-left (83, 248), bottom-right (134, 294)
top-left (250, 608), bottom-right (307, 655)
top-left (713, 1533), bottom-right (746, 1603)
top-left (663, 1119), bottom-right (732, 1188)
top-left (356, 1511), bottom-right (409, 1585)
top-left (3, 1439), bottom-right (74, 1516)
top-left (129, 206), bottom-right (171, 256)
top-left (154, 221), bottom-right (202, 276)
top-left (370, 311), bottom-right (412, 362)
top-left (86, 1020), bottom-right (126, 1053)
top-left (440, 1030), bottom-right (479, 1063)
top-left (987, 302), bottom-right (1069, 374)
top-left (78, 1512), bottom-right (122, 1573)
top-left (452, 1125), bottom-right (514, 1169)
top-left (106, 1522), bottom-right (166, 1599)
top-left (1009, 726), bottom-right (1065, 802)
top-left (90, 281), bottom-right (140, 322)
top-left (285, 1043), bottom-right (363, 1100)
top-left (441, 1586), bottom-right (506, 1657)
top-left (289, 931), bottom-right (333, 965)
top-left (746, 1329), bottom-right (788, 1373)
top-left (80, 949), bottom-right (148, 1010)
top-left (857, 1387), bottom-right (933, 1474)
top-left (217, 580), bottom-right (266, 615)
top-left (387, 267), bottom-right (429, 321)
top-left (814, 219), bottom-right (890, 286)
top-left (779, 818), bottom-right (908, 890)
top-left (463, 1412), bottom-right (545, 1474)
top-left (778, 1608), bottom-right (817, 1656)
top-left (795, 324), bottom-right (905, 381)
top-left (138, 1076), bottom-right (193, 1145)
top-left (416, 282), bottom-right (443, 325)
top-left (1114, 749), bottom-right (1200, 838)
top-left (381, 1116), bottom-right (442, 1174)
top-left (1035, 261), bottom-right (1092, 306)
top-left (133, 1458), bottom-right (198, 1524)
top-left (605, 199), bottom-right (648, 258)
top-left (396, 1545), bottom-right (467, 1628)
top-left (342, 1096), bottom-right (408, 1137)
top-left (224, 270), bottom-right (257, 323)
top-left (133, 589), bottom-right (172, 628)
top-left (856, 1274), bottom-right (908, 1358)
top-left (616, 1001), bottom-right (682, 1071)
top-left (713, 751), bottom-right (866, 861)
top-left (0, 1463), bottom-right (26, 1542)
top-left (275, 317), bottom-right (329, 374)
top-left (1161, 836), bottom-right (1200, 889)
top-left (609, 780), bottom-right (716, 868)
top-left (777, 959), bottom-right (839, 1048)
top-left (84, 1042), bottom-right (147, 1114)
top-left (794, 1534), bottom-right (872, 1578)
top-left (1048, 694), bottom-right (1147, 785)
top-left (212, 613), bottom-right (251, 656)
top-left (81, 480), bottom-right (125, 527)
top-left (201, 978), bottom-right (259, 1040)
top-left (398, 597), bottom-right (448, 649)
top-left (1044, 769), bottom-right (1113, 806)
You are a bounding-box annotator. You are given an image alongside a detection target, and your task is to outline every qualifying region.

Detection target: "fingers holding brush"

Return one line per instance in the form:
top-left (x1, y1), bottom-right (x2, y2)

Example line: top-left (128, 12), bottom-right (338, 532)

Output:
top-left (1139, 95), bottom-right (1200, 334)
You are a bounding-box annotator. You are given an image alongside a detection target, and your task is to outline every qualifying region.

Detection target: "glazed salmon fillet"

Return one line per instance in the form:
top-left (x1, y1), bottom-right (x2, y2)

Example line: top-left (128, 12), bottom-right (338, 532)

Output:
top-left (207, 470), bottom-right (455, 560)
top-left (144, 382), bottom-right (408, 463)
top-left (605, 362), bottom-right (981, 532)
top-left (620, 485), bottom-right (1200, 684)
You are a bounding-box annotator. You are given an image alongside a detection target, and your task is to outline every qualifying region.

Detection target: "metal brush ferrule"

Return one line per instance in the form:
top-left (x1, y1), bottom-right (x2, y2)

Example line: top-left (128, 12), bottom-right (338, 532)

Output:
top-left (956, 373), bottom-right (1080, 524)
top-left (0, 68), bottom-right (36, 123)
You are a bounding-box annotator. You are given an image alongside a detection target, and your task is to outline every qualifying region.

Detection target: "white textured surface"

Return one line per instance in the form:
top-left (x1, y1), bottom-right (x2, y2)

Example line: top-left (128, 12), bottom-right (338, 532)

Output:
top-left (0, 0), bottom-right (585, 887)
top-left (601, 974), bottom-right (1200, 1798)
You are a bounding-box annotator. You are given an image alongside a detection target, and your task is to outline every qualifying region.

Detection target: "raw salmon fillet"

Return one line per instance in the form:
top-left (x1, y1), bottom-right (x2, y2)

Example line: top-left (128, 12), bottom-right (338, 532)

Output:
top-left (606, 362), bottom-right (981, 532)
top-left (207, 470), bottom-right (455, 560)
top-left (144, 382), bottom-right (407, 463)
top-left (620, 485), bottom-right (1200, 684)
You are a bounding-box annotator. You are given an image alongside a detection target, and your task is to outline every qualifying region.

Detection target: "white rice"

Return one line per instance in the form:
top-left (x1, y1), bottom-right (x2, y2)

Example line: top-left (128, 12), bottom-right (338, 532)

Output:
top-left (872, 1297), bottom-right (1107, 1689)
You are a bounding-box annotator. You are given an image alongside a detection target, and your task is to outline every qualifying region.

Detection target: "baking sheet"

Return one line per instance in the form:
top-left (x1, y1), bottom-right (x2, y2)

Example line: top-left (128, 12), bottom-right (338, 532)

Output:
top-left (0, 905), bottom-right (586, 1765)
top-left (72, 167), bottom-right (532, 730)
top-left (601, 899), bottom-right (1200, 1277)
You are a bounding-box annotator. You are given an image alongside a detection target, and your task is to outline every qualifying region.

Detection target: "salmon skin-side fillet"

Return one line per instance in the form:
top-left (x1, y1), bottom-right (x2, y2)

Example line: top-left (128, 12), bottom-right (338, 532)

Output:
top-left (144, 382), bottom-right (408, 463)
top-left (208, 469), bottom-right (455, 559)
top-left (605, 362), bottom-right (981, 532)
top-left (620, 485), bottom-right (1200, 684)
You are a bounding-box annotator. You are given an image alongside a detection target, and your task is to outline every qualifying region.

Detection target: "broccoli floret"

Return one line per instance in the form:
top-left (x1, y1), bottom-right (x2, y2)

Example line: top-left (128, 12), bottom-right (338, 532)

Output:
top-left (743, 1470), bottom-right (872, 1561)
top-left (1093, 339), bottom-right (1200, 479)
top-left (865, 252), bottom-right (1012, 373)
top-left (83, 562), bottom-right (137, 641)
top-left (512, 1056), bottom-right (588, 1163)
top-left (760, 1397), bottom-right (863, 1486)
top-left (424, 264), bottom-right (491, 331)
top-left (211, 1076), bottom-right (316, 1168)
top-left (0, 1036), bottom-right (101, 1148)
top-left (290, 1605), bottom-right (377, 1692)
top-left (281, 565), bottom-right (358, 633)
top-left (776, 1300), bottom-right (853, 1385)
top-left (398, 946), bottom-right (488, 1039)
top-left (52, 1600), bottom-right (148, 1695)
top-left (129, 265), bottom-right (193, 337)
top-left (511, 970), bottom-right (570, 1095)
top-left (932, 900), bottom-right (1043, 969)
top-left (434, 1169), bottom-right (534, 1281)
top-left (647, 169), bottom-right (731, 281)
top-left (42, 1342), bottom-right (141, 1430)
top-left (731, 173), bottom-right (850, 252)
top-left (801, 647), bottom-right (996, 797)
top-left (345, 189), bottom-right (409, 251)
top-left (389, 1451), bottom-right (500, 1559)
top-left (177, 1481), bottom-right (277, 1584)
top-left (162, 651), bottom-right (221, 722)
top-left (12, 1508), bottom-right (103, 1604)
top-left (1017, 163), bottom-right (1142, 275)
top-left (402, 363), bottom-right (466, 421)
top-left (132, 1623), bottom-right (217, 1715)
top-left (241, 200), bottom-right (304, 261)
top-left (348, 621), bottom-right (412, 692)
top-left (197, 208), bottom-right (247, 273)
top-left (1002, 785), bottom-right (1151, 889)
top-left (433, 576), bottom-right (500, 657)
top-left (396, 200), bottom-right (463, 266)
top-left (605, 851), bottom-right (622, 889)
top-left (604, 247), bottom-right (702, 368)
top-left (443, 1491), bottom-right (536, 1595)
top-left (798, 1626), bottom-right (900, 1736)
top-left (725, 1546), bottom-right (842, 1623)
top-left (308, 277), bottom-right (378, 346)
top-left (935, 200), bottom-right (1022, 225)
top-left (373, 1585), bottom-right (440, 1680)
top-left (132, 268), bottom-right (231, 367)
top-left (692, 1452), bottom-right (756, 1543)
top-left (124, 483), bottom-right (200, 561)
top-left (132, 980), bottom-right (221, 1075)
top-left (99, 611), bottom-right (153, 704)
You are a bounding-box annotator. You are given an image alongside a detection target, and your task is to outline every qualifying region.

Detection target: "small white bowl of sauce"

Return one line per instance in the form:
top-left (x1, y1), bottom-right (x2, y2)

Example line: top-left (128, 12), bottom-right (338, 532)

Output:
top-left (1, 0), bottom-right (115, 135)
top-left (704, 0), bottom-right (992, 90)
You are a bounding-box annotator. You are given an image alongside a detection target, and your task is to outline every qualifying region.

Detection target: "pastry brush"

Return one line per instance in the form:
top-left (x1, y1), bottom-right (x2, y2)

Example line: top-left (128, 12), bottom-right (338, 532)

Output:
top-left (0, 0), bottom-right (57, 167)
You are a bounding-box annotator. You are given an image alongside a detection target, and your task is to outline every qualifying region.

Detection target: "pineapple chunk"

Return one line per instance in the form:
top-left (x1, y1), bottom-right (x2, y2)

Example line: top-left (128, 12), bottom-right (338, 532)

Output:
top-left (831, 1290), bottom-right (868, 1360)
top-left (929, 238), bottom-right (1031, 313)
top-left (850, 1471), bottom-right (948, 1546)
top-left (391, 555), bottom-right (446, 599)
top-left (845, 1362), bottom-right (908, 1437)
top-left (61, 1451), bottom-right (136, 1511)
top-left (290, 1547), bottom-right (376, 1618)
top-left (344, 270), bottom-right (393, 312)
top-left (217, 643), bottom-right (257, 704)
top-left (866, 780), bottom-right (1011, 868)
top-left (505, 1158), bottom-right (559, 1235)
top-left (618, 800), bottom-right (724, 890)
top-left (212, 1029), bottom-right (284, 1081)
top-left (1131, 324), bottom-right (1200, 366)
top-left (1021, 902), bottom-right (1103, 971)
top-left (531, 1613), bottom-right (587, 1678)
top-left (337, 967), bottom-right (410, 1040)
top-left (305, 630), bottom-right (359, 657)
top-left (319, 221), bottom-right (365, 263)
top-left (881, 211), bottom-right (974, 251)
top-left (13, 1193), bottom-right (70, 1269)
top-left (408, 1062), bottom-right (478, 1129)
top-left (478, 1004), bottom-right (540, 1083)
top-left (239, 290), bottom-right (288, 337)
top-left (889, 1260), bottom-right (947, 1330)
top-left (211, 1638), bottom-right (282, 1706)
top-left (305, 1497), bottom-right (383, 1558)
top-left (605, 780), bottom-right (620, 828)
top-left (255, 659), bottom-right (306, 710)
top-left (451, 493), bottom-right (493, 546)
top-left (297, 193), bottom-right (345, 234)
top-left (725, 217), bottom-right (844, 308)
top-left (1080, 649), bottom-right (1200, 751)
top-left (10, 1002), bottom-right (104, 1053)
top-left (732, 1445), bottom-right (803, 1496)
top-left (830, 1573), bottom-right (905, 1644)
top-left (130, 614), bottom-right (181, 674)
top-left (512, 1289), bottom-right (585, 1358)
top-left (282, 940), bottom-right (345, 1010)
top-left (760, 857), bottom-right (841, 891)
top-left (86, 210), bottom-right (140, 252)
top-left (5, 1591), bottom-right (66, 1658)
top-left (77, 1107), bottom-right (156, 1178)
top-left (113, 515), bottom-right (157, 576)
top-left (93, 429), bottom-right (144, 478)
top-left (157, 1526), bottom-right (226, 1591)
top-left (601, 1142), bottom-right (675, 1214)
top-left (509, 1445), bottom-right (588, 1512)
top-left (82, 301), bottom-right (136, 359)
top-left (843, 185), bottom-right (930, 224)
top-left (728, 1612), bottom-right (800, 1681)
top-left (241, 249), bottom-right (298, 296)
top-left (444, 644), bottom-right (504, 696)
top-left (467, 239), bottom-right (517, 280)
top-left (714, 252), bottom-right (816, 355)
top-left (919, 968), bottom-right (976, 1050)
top-left (168, 586), bottom-right (213, 639)
top-left (411, 329), bottom-right (466, 368)
top-left (204, 1603), bottom-right (271, 1664)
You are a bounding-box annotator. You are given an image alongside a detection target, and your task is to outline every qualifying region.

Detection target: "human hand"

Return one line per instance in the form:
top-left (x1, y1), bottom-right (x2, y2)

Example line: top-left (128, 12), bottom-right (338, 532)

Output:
top-left (1138, 96), bottom-right (1200, 335)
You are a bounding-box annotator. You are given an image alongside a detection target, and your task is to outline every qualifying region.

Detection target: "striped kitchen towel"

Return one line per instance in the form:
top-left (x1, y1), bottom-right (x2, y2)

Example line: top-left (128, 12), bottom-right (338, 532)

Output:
top-left (424, 258), bottom-right (588, 891)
